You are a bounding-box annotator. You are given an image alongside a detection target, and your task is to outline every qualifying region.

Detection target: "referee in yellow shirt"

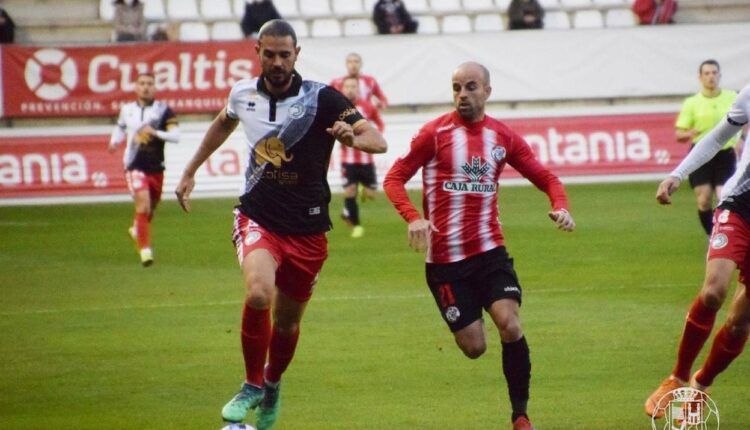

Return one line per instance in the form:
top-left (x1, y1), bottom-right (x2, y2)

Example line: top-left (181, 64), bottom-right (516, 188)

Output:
top-left (675, 59), bottom-right (739, 235)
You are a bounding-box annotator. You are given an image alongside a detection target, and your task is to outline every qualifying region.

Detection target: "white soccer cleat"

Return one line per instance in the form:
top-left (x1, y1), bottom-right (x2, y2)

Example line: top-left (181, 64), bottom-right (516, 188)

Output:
top-left (140, 248), bottom-right (154, 267)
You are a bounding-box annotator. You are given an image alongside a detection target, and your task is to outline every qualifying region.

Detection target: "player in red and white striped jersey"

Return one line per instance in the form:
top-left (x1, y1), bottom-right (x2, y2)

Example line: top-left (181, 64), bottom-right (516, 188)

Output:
top-left (339, 76), bottom-right (385, 238)
top-left (329, 52), bottom-right (388, 110)
top-left (384, 62), bottom-right (575, 430)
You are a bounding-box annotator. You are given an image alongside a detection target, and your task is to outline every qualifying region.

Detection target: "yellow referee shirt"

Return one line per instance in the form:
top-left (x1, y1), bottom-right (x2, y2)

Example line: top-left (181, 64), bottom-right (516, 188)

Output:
top-left (676, 89), bottom-right (738, 150)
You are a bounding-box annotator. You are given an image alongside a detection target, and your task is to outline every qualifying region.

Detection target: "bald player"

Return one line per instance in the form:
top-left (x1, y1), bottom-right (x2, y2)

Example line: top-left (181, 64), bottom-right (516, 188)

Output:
top-left (384, 62), bottom-right (575, 430)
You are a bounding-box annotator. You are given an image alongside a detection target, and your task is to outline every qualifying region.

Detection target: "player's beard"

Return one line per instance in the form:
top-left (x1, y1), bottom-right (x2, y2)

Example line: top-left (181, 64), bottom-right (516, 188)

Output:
top-left (265, 67), bottom-right (293, 89)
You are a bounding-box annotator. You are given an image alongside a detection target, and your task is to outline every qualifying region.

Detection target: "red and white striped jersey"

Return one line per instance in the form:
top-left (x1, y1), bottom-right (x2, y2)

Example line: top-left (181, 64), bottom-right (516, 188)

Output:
top-left (330, 74), bottom-right (388, 108)
top-left (384, 111), bottom-right (569, 264)
top-left (340, 98), bottom-right (384, 165)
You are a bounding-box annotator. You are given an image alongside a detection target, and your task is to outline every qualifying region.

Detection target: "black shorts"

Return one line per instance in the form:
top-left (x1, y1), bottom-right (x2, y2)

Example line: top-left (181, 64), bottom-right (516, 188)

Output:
top-left (688, 147), bottom-right (736, 188)
top-left (342, 163), bottom-right (377, 189)
top-left (425, 246), bottom-right (522, 332)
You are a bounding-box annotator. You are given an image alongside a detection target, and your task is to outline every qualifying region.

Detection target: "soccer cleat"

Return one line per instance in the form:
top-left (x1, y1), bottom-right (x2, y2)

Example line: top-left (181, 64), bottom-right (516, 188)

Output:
top-left (512, 415), bottom-right (536, 430)
top-left (255, 382), bottom-right (281, 430)
top-left (351, 225), bottom-right (365, 238)
top-left (645, 376), bottom-right (684, 418)
top-left (221, 383), bottom-right (264, 423)
top-left (140, 248), bottom-right (154, 267)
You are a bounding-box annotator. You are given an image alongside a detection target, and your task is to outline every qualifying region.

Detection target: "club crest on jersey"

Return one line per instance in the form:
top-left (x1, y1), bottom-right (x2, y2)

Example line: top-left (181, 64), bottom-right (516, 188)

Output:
top-left (491, 146), bottom-right (506, 162)
top-left (442, 156), bottom-right (497, 194)
top-left (288, 102), bottom-right (305, 119)
top-left (445, 306), bottom-right (461, 323)
top-left (711, 233), bottom-right (728, 250)
top-left (255, 136), bottom-right (293, 168)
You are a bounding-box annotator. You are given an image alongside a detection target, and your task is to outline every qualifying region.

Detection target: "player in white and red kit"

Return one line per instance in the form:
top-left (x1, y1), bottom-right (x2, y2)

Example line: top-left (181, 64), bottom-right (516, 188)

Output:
top-left (339, 76), bottom-right (384, 238)
top-left (384, 62), bottom-right (575, 430)
top-left (108, 72), bottom-right (179, 266)
top-left (329, 52), bottom-right (388, 110)
top-left (646, 85), bottom-right (750, 418)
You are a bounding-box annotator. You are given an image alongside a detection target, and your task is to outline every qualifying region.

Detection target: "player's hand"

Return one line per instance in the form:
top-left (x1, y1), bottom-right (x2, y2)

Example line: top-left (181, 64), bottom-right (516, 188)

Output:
top-left (548, 209), bottom-right (575, 232)
top-left (139, 124), bottom-right (158, 136)
top-left (175, 174), bottom-right (195, 213)
top-left (408, 219), bottom-right (438, 253)
top-left (656, 176), bottom-right (681, 205)
top-left (327, 121), bottom-right (355, 147)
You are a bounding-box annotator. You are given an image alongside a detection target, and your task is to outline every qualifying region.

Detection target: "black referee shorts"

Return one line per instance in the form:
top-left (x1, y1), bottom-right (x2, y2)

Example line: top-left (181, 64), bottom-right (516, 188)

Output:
top-left (688, 147), bottom-right (736, 189)
top-left (342, 163), bottom-right (377, 189)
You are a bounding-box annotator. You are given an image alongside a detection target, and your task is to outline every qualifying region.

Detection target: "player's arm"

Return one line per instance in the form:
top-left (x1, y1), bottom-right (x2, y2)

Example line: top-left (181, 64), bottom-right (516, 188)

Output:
top-left (175, 108), bottom-right (239, 212)
top-left (383, 128), bottom-right (438, 251)
top-left (108, 108), bottom-right (127, 153)
top-left (372, 80), bottom-right (388, 109)
top-left (324, 87), bottom-right (387, 154)
top-left (370, 105), bottom-right (385, 132)
top-left (507, 132), bottom-right (575, 232)
top-left (142, 108), bottom-right (180, 143)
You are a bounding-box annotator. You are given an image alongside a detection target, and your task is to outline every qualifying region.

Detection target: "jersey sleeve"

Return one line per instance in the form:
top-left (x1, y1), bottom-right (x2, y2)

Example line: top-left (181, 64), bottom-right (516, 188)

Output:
top-left (675, 97), bottom-right (694, 130)
top-left (161, 106), bottom-right (179, 131)
top-left (225, 83), bottom-right (241, 120)
top-left (383, 126), bottom-right (436, 223)
top-left (371, 79), bottom-right (388, 106)
top-left (319, 87), bottom-right (366, 129)
top-left (506, 131), bottom-right (569, 211)
top-left (369, 105), bottom-right (385, 132)
top-left (110, 107), bottom-right (127, 146)
top-left (727, 85), bottom-right (750, 126)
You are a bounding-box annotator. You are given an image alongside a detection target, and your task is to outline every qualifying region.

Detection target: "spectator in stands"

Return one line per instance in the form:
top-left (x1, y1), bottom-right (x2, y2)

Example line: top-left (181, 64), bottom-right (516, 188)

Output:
top-left (241, 0), bottom-right (282, 38)
top-left (373, 0), bottom-right (418, 35)
top-left (0, 7), bottom-right (16, 44)
top-left (508, 0), bottom-right (544, 30)
top-left (632, 0), bottom-right (677, 25)
top-left (113, 0), bottom-right (146, 42)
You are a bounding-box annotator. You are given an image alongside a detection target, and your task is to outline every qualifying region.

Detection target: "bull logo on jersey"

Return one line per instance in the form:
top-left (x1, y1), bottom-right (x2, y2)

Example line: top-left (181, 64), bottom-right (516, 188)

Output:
top-left (442, 156), bottom-right (497, 194)
top-left (255, 136), bottom-right (294, 168)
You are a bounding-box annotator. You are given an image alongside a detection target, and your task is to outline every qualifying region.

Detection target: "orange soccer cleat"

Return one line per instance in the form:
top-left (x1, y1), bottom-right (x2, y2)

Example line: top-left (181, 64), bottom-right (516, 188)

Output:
top-left (645, 376), bottom-right (685, 418)
top-left (512, 415), bottom-right (536, 430)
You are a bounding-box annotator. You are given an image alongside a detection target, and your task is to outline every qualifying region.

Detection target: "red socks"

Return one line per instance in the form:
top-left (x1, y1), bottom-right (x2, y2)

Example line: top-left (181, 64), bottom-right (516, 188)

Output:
top-left (135, 212), bottom-right (150, 250)
top-left (673, 297), bottom-right (718, 381)
top-left (695, 325), bottom-right (748, 387)
top-left (265, 328), bottom-right (300, 384)
top-left (241, 305), bottom-right (272, 387)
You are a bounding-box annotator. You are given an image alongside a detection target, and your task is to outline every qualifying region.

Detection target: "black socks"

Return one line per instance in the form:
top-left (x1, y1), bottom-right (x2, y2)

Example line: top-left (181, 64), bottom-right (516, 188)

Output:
top-left (502, 336), bottom-right (531, 421)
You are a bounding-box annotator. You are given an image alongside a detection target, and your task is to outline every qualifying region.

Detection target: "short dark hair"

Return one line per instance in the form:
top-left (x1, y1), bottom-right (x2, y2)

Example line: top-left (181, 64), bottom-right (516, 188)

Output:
top-left (258, 19), bottom-right (297, 46)
top-left (699, 59), bottom-right (720, 74)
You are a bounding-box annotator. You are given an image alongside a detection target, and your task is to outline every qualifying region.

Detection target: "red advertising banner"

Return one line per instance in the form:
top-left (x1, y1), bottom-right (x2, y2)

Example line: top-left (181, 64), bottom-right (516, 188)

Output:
top-left (1, 40), bottom-right (260, 118)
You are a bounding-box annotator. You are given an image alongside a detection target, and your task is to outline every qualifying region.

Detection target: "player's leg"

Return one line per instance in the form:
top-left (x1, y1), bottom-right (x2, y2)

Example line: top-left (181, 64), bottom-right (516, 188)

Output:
top-left (692, 282), bottom-right (750, 390)
top-left (360, 164), bottom-right (377, 203)
top-left (693, 184), bottom-right (714, 235)
top-left (133, 189), bottom-right (153, 266)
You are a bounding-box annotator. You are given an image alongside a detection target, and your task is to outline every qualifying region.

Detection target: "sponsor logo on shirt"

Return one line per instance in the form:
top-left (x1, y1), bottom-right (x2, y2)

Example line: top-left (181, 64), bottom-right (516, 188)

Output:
top-left (255, 136), bottom-right (293, 168)
top-left (442, 156), bottom-right (497, 194)
top-left (338, 107), bottom-right (358, 122)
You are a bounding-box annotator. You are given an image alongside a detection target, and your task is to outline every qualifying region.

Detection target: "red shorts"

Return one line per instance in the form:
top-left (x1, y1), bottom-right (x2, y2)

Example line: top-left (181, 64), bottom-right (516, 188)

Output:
top-left (126, 170), bottom-right (164, 204)
top-left (232, 210), bottom-right (328, 302)
top-left (707, 209), bottom-right (750, 289)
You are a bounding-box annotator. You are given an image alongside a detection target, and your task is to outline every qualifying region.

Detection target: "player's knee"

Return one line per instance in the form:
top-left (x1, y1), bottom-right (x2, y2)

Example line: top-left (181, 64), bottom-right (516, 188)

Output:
top-left (456, 338), bottom-right (486, 359)
top-left (700, 283), bottom-right (728, 309)
top-left (499, 321), bottom-right (522, 343)
top-left (274, 322), bottom-right (300, 336)
top-left (245, 281), bottom-right (274, 308)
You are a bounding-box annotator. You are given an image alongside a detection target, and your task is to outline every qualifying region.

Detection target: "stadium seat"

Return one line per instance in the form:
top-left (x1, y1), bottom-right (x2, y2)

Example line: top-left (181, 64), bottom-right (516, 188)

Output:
top-left (100, 0), bottom-right (115, 21)
top-left (543, 11), bottom-right (571, 28)
top-left (462, 0), bottom-right (496, 10)
top-left (441, 14), bottom-right (472, 33)
top-left (179, 21), bottom-right (210, 41)
top-left (416, 15), bottom-right (440, 33)
top-left (233, 0), bottom-right (246, 17)
top-left (593, 0), bottom-right (627, 5)
top-left (364, 0), bottom-right (379, 13)
top-left (573, 9), bottom-right (604, 27)
top-left (200, 0), bottom-right (233, 19)
top-left (403, 0), bottom-right (430, 14)
top-left (332, 0), bottom-right (365, 16)
top-left (168, 0), bottom-right (200, 19)
top-left (274, 0), bottom-right (301, 18)
top-left (343, 18), bottom-right (376, 36)
top-left (212, 21), bottom-right (244, 40)
top-left (495, 0), bottom-right (512, 10)
top-left (538, 0), bottom-right (561, 9)
top-left (605, 8), bottom-right (636, 26)
top-left (560, 0), bottom-right (594, 8)
top-left (143, 0), bottom-right (167, 20)
top-left (474, 13), bottom-right (505, 31)
top-left (288, 19), bottom-right (309, 38)
top-left (430, 0), bottom-right (463, 13)
top-left (300, 0), bottom-right (332, 17)
top-left (311, 18), bottom-right (342, 37)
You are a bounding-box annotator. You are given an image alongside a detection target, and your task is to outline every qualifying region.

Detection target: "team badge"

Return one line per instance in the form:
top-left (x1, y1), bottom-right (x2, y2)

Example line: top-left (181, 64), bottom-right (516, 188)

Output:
top-left (710, 233), bottom-right (728, 250)
top-left (718, 209), bottom-right (730, 224)
top-left (445, 306), bottom-right (461, 323)
top-left (491, 146), bottom-right (506, 162)
top-left (288, 102), bottom-right (305, 119)
top-left (243, 231), bottom-right (261, 246)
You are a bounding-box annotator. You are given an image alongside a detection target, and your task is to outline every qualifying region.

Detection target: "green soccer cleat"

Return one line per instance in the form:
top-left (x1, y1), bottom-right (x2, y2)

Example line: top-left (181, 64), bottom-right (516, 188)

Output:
top-left (351, 225), bottom-right (365, 238)
top-left (221, 383), bottom-right (264, 423)
top-left (255, 382), bottom-right (281, 430)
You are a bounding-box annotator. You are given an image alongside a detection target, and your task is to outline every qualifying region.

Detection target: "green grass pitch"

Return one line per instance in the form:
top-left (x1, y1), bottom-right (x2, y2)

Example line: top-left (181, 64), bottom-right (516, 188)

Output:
top-left (1, 182), bottom-right (748, 429)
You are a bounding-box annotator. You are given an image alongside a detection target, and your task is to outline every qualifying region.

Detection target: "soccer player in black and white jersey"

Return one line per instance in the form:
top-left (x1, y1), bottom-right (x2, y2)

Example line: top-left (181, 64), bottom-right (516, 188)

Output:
top-left (108, 72), bottom-right (179, 266)
top-left (175, 20), bottom-right (386, 429)
top-left (647, 85), bottom-right (750, 417)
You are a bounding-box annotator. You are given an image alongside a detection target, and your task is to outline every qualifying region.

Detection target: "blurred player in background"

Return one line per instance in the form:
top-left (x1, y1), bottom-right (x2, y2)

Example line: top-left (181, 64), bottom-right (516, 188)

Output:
top-left (648, 84), bottom-right (750, 418)
top-left (339, 76), bottom-right (384, 238)
top-left (330, 52), bottom-right (388, 110)
top-left (108, 72), bottom-right (179, 267)
top-left (675, 60), bottom-right (739, 235)
top-left (384, 62), bottom-right (575, 430)
top-left (175, 20), bottom-right (386, 429)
